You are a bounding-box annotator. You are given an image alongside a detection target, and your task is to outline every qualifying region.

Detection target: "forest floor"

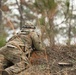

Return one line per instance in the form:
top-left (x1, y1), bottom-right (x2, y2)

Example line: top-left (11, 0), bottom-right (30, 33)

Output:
top-left (15, 45), bottom-right (76, 75)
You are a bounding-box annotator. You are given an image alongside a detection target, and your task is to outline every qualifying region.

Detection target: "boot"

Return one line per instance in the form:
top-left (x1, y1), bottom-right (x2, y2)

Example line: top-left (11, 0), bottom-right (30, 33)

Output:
top-left (2, 61), bottom-right (30, 75)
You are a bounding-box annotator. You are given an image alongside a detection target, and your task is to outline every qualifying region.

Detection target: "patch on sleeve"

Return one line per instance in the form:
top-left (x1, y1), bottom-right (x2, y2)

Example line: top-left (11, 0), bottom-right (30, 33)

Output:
top-left (7, 44), bottom-right (17, 48)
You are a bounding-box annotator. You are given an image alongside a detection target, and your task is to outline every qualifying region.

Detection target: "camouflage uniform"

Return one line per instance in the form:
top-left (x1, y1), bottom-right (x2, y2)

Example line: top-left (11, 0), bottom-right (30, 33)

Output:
top-left (0, 24), bottom-right (45, 75)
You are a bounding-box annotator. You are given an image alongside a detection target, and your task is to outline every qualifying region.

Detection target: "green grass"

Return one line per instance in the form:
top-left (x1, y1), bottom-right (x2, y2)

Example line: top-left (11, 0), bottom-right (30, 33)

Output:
top-left (0, 36), bottom-right (6, 47)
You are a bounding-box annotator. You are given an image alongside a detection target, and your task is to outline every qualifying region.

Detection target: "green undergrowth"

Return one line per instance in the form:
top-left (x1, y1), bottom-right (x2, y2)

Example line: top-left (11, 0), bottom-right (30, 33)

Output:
top-left (0, 35), bottom-right (6, 47)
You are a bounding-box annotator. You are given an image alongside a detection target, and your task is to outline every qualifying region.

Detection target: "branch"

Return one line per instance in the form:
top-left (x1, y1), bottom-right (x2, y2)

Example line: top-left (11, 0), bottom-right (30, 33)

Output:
top-left (20, 0), bottom-right (36, 12)
top-left (0, 9), bottom-right (16, 34)
top-left (15, 0), bottom-right (23, 30)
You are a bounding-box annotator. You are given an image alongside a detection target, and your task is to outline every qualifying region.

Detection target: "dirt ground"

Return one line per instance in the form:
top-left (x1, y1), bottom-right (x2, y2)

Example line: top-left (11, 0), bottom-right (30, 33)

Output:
top-left (47, 45), bottom-right (76, 75)
top-left (15, 45), bottom-right (76, 75)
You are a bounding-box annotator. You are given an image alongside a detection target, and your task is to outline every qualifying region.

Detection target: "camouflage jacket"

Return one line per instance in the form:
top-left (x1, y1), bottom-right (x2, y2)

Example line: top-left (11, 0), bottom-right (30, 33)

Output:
top-left (7, 31), bottom-right (45, 53)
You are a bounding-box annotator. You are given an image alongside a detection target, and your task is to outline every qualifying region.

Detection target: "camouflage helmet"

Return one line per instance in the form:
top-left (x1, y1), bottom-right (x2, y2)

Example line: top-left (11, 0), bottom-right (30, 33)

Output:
top-left (21, 22), bottom-right (35, 32)
top-left (22, 22), bottom-right (35, 29)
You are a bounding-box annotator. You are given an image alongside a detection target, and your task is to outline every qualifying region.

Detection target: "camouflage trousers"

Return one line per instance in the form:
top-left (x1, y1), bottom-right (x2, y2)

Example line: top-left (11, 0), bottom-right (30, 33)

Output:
top-left (0, 45), bottom-right (31, 75)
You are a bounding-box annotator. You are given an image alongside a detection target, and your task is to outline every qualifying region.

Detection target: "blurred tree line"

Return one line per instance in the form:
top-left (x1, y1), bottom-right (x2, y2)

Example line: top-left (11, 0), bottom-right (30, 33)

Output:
top-left (0, 0), bottom-right (6, 47)
top-left (0, 0), bottom-right (76, 48)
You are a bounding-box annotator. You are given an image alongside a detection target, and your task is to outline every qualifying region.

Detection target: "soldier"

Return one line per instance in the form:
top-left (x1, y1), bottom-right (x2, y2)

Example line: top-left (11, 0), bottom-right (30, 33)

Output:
top-left (0, 23), bottom-right (46, 75)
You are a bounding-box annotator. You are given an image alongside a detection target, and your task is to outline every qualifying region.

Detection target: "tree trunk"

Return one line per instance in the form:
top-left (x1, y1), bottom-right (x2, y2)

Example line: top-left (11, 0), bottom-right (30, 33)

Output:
top-left (47, 17), bottom-right (55, 48)
top-left (67, 23), bottom-right (71, 46)
top-left (45, 10), bottom-right (55, 48)
top-left (0, 0), bottom-right (4, 35)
